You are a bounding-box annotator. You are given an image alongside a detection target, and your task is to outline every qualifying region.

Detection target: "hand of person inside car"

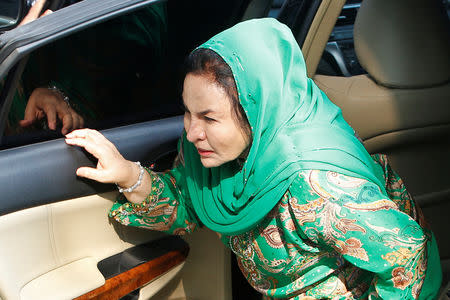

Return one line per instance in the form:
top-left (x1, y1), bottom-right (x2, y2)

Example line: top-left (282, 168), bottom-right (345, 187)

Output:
top-left (19, 0), bottom-right (53, 26)
top-left (17, 0), bottom-right (83, 135)
top-left (19, 87), bottom-right (85, 135)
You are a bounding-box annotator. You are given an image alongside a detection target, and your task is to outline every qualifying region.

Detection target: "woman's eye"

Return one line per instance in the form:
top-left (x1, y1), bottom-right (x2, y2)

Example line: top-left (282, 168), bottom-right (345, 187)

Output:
top-left (204, 116), bottom-right (215, 123)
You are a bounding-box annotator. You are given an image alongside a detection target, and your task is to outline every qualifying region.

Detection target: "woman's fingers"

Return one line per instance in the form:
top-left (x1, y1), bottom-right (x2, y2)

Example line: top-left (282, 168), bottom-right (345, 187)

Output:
top-left (76, 166), bottom-right (106, 182)
top-left (65, 128), bottom-right (86, 138)
top-left (66, 128), bottom-right (132, 184)
top-left (66, 135), bottom-right (116, 182)
top-left (65, 129), bottom-right (122, 162)
top-left (69, 129), bottom-right (116, 149)
top-left (66, 128), bottom-right (103, 140)
top-left (65, 136), bottom-right (106, 160)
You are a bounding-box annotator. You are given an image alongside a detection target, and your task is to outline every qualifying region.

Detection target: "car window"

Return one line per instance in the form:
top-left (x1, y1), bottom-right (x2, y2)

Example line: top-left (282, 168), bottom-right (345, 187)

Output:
top-left (0, 0), bottom-right (248, 149)
top-left (1, 1), bottom-right (173, 149)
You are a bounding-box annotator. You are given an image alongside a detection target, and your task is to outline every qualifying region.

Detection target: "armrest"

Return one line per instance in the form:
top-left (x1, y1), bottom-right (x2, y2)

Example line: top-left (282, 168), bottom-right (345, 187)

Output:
top-left (74, 235), bottom-right (189, 300)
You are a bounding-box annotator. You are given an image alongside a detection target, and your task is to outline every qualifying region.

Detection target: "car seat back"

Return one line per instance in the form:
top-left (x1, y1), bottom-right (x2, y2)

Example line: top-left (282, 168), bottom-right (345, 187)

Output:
top-left (313, 0), bottom-right (450, 275)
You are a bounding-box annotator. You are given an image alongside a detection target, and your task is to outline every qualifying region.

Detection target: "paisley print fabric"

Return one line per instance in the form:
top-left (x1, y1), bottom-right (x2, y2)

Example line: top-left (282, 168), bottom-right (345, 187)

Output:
top-left (110, 167), bottom-right (199, 235)
top-left (110, 154), bottom-right (441, 299)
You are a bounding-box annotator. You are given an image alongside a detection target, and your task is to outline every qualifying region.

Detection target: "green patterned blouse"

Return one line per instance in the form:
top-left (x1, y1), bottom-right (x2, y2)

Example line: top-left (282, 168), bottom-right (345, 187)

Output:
top-left (110, 154), bottom-right (441, 299)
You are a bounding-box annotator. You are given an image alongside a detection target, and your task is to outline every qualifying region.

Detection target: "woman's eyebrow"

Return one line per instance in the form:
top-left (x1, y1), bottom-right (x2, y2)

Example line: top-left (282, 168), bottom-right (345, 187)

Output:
top-left (199, 109), bottom-right (214, 116)
top-left (182, 101), bottom-right (214, 116)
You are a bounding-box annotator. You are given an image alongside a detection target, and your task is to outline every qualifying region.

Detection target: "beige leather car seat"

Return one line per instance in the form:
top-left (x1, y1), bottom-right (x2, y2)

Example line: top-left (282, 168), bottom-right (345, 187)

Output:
top-left (314, 0), bottom-right (450, 273)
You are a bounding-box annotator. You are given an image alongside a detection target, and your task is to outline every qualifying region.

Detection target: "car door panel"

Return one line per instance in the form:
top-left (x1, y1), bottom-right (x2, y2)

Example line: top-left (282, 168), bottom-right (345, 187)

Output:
top-left (0, 112), bottom-right (235, 299)
top-left (76, 235), bottom-right (189, 299)
top-left (0, 192), bottom-right (188, 300)
top-left (0, 115), bottom-right (187, 299)
top-left (0, 116), bottom-right (183, 216)
top-left (20, 258), bottom-right (105, 300)
top-left (0, 193), bottom-right (232, 300)
top-left (0, 0), bottom-right (241, 296)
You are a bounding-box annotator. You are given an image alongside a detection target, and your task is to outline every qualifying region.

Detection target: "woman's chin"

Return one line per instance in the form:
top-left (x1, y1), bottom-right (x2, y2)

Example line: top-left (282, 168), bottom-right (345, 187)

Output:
top-left (200, 157), bottom-right (222, 168)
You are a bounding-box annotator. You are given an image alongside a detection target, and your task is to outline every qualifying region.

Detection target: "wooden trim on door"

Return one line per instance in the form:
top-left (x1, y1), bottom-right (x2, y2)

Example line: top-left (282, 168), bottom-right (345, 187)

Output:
top-left (74, 245), bottom-right (189, 300)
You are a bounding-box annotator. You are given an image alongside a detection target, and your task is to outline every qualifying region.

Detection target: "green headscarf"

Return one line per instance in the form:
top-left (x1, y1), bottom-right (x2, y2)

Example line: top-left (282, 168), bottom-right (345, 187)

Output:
top-left (183, 18), bottom-right (386, 235)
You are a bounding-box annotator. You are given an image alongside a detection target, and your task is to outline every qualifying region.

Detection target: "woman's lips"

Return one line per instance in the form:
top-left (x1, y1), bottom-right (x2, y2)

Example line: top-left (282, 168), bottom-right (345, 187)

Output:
top-left (197, 148), bottom-right (214, 156)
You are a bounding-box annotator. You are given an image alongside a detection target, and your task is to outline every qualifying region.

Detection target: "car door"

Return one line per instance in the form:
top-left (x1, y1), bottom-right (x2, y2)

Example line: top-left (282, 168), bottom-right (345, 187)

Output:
top-left (0, 0), bottom-right (254, 299)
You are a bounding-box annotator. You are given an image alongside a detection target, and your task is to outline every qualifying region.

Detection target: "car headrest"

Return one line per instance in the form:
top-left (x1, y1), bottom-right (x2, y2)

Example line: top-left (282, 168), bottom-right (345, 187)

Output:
top-left (354, 0), bottom-right (450, 88)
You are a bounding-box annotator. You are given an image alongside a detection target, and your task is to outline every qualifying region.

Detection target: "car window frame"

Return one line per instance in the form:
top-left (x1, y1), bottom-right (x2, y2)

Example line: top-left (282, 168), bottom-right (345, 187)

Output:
top-left (0, 0), bottom-right (166, 147)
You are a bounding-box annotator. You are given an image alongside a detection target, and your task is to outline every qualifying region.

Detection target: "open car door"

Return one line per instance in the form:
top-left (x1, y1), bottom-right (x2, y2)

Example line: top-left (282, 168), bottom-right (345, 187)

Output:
top-left (0, 0), bottom-right (246, 299)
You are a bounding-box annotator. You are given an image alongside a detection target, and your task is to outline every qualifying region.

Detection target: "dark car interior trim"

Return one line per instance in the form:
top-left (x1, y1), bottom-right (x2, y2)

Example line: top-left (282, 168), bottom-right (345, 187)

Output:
top-left (0, 60), bottom-right (23, 142)
top-left (0, 116), bottom-right (183, 217)
top-left (97, 235), bottom-right (189, 280)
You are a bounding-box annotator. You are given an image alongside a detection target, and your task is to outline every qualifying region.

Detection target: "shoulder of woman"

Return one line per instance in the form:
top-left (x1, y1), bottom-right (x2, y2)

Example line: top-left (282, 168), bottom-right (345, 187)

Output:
top-left (288, 169), bottom-right (374, 204)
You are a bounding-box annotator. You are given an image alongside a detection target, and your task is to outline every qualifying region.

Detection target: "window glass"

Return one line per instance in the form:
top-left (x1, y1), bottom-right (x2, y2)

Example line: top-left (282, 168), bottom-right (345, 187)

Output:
top-left (1, 0), bottom-right (247, 149)
top-left (4, 1), bottom-right (172, 146)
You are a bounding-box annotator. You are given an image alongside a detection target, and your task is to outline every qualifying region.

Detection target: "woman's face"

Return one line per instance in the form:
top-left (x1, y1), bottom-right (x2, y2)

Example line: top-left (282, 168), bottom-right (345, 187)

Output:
top-left (183, 73), bottom-right (250, 168)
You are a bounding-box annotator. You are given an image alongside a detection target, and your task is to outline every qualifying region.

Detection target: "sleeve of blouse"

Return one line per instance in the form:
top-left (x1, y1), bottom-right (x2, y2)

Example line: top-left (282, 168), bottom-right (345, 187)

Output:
top-left (109, 164), bottom-right (200, 235)
top-left (288, 170), bottom-right (442, 300)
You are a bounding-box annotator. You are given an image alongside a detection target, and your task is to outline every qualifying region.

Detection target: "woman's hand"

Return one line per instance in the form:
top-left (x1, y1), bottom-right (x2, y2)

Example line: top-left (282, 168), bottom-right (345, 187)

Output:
top-left (65, 129), bottom-right (135, 185)
top-left (65, 129), bottom-right (152, 204)
top-left (20, 88), bottom-right (85, 135)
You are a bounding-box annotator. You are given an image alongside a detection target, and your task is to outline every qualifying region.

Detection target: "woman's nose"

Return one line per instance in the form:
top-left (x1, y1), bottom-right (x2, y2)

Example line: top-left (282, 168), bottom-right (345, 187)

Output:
top-left (186, 121), bottom-right (206, 142)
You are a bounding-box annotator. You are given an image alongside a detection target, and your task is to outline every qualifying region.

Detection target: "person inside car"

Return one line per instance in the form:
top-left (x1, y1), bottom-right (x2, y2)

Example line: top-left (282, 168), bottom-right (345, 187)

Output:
top-left (65, 19), bottom-right (441, 299)
top-left (6, 0), bottom-right (167, 135)
top-left (2, 0), bottom-right (78, 135)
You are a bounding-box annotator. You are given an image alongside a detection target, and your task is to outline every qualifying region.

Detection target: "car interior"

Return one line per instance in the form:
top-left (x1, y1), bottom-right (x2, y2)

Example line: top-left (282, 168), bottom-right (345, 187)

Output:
top-left (313, 0), bottom-right (450, 299)
top-left (314, 0), bottom-right (450, 294)
top-left (0, 0), bottom-right (448, 299)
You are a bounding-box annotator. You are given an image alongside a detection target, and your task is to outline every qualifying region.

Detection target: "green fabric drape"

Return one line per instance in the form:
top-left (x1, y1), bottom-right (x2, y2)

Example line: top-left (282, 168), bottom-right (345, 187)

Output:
top-left (182, 18), bottom-right (387, 236)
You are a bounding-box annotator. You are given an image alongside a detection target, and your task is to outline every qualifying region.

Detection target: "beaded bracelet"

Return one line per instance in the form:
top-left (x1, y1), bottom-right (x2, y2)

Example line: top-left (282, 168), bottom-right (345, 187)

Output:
top-left (116, 161), bottom-right (145, 193)
top-left (48, 85), bottom-right (70, 107)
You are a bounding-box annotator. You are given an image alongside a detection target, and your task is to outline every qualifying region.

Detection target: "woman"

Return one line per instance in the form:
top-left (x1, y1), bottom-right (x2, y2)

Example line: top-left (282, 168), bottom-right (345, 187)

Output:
top-left (65, 19), bottom-right (441, 299)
